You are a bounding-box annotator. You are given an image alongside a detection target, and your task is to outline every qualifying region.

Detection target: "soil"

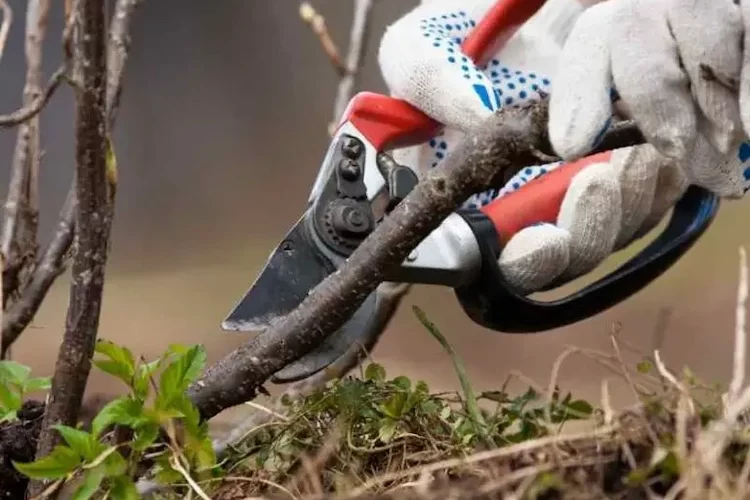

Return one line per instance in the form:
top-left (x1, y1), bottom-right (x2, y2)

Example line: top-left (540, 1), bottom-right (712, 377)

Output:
top-left (0, 401), bottom-right (44, 500)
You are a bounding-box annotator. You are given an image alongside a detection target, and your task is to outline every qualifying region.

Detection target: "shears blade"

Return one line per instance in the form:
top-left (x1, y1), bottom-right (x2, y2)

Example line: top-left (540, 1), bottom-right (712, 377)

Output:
top-left (221, 212), bottom-right (336, 331)
top-left (221, 210), bottom-right (381, 383)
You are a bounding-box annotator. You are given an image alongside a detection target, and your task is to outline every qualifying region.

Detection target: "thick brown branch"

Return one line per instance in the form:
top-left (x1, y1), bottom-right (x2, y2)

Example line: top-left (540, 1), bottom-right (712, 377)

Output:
top-left (188, 100), bottom-right (643, 421)
top-left (28, 0), bottom-right (109, 494)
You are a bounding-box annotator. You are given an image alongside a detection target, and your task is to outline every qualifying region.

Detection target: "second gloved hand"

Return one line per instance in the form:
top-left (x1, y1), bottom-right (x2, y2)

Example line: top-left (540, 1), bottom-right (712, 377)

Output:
top-left (378, 0), bottom-right (690, 294)
top-left (548, 0), bottom-right (750, 199)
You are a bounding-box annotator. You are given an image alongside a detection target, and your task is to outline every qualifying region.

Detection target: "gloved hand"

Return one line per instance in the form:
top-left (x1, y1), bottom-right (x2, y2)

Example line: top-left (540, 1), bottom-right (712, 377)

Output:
top-left (378, 0), bottom-right (688, 293)
top-left (548, 0), bottom-right (750, 199)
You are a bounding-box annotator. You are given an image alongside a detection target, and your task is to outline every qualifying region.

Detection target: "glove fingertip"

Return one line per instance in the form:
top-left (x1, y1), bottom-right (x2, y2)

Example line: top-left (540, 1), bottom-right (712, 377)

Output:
top-left (548, 101), bottom-right (613, 160)
top-left (499, 224), bottom-right (571, 294)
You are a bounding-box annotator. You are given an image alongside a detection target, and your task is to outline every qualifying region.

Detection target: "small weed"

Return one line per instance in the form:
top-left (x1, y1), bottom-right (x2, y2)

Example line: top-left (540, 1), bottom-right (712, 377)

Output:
top-left (10, 340), bottom-right (220, 499)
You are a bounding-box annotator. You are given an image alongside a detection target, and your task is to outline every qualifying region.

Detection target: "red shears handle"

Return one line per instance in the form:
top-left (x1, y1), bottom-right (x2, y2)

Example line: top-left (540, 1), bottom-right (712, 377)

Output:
top-left (339, 0), bottom-right (609, 246)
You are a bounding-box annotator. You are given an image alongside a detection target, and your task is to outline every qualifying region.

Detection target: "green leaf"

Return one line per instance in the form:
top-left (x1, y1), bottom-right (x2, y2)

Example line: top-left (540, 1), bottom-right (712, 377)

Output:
top-left (364, 363), bottom-right (385, 382)
top-left (187, 435), bottom-right (217, 472)
top-left (158, 345), bottom-right (207, 405)
top-left (636, 360), bottom-right (653, 374)
top-left (23, 376), bottom-right (51, 393)
top-left (379, 392), bottom-right (408, 419)
top-left (0, 384), bottom-right (22, 413)
top-left (13, 445), bottom-right (81, 479)
top-left (439, 406), bottom-right (452, 420)
top-left (102, 449), bottom-right (128, 477)
top-left (132, 422), bottom-right (160, 451)
top-left (110, 476), bottom-right (139, 500)
top-left (566, 399), bottom-right (594, 417)
top-left (378, 419), bottom-right (397, 443)
top-left (392, 376), bottom-right (411, 391)
top-left (70, 466), bottom-right (105, 500)
top-left (0, 409), bottom-right (18, 422)
top-left (53, 425), bottom-right (101, 462)
top-left (91, 396), bottom-right (144, 438)
top-left (133, 358), bottom-right (161, 399)
top-left (154, 456), bottom-right (182, 485)
top-left (93, 340), bottom-right (136, 387)
top-left (0, 361), bottom-right (31, 385)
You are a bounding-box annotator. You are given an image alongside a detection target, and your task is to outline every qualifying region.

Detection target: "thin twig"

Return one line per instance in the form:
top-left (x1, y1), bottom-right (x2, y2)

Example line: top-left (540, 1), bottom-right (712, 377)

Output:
top-left (0, 66), bottom-right (65, 127)
top-left (693, 247), bottom-right (750, 476)
top-left (331, 0), bottom-right (376, 131)
top-left (729, 246), bottom-right (747, 404)
top-left (300, 2), bottom-right (347, 76)
top-left (28, 0), bottom-right (110, 494)
top-left (105, 0), bottom-right (143, 126)
top-left (0, 0), bottom-right (12, 65)
top-left (170, 455), bottom-right (212, 500)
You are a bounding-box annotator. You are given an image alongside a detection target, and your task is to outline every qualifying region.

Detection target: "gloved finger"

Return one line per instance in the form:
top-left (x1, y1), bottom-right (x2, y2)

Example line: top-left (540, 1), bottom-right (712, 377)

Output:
top-left (377, 0), bottom-right (499, 133)
top-left (609, 145), bottom-right (663, 250)
top-left (610, 0), bottom-right (696, 160)
top-left (668, 0), bottom-right (742, 154)
top-left (682, 134), bottom-right (748, 199)
top-left (498, 223), bottom-right (570, 294)
top-left (631, 162), bottom-right (689, 242)
top-left (557, 162), bottom-right (622, 280)
top-left (548, 1), bottom-right (617, 160)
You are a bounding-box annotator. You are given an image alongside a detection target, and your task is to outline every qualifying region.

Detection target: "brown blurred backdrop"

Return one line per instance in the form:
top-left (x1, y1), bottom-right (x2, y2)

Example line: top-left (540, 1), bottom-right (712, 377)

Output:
top-left (0, 0), bottom-right (748, 429)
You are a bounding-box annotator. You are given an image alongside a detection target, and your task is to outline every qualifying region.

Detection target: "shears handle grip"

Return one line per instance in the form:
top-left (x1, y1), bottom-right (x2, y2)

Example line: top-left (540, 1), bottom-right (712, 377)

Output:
top-left (455, 185), bottom-right (719, 333)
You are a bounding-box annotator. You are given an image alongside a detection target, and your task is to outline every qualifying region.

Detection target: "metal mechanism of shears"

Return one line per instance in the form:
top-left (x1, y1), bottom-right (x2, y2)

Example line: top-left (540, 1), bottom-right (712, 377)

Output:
top-left (221, 0), bottom-right (720, 382)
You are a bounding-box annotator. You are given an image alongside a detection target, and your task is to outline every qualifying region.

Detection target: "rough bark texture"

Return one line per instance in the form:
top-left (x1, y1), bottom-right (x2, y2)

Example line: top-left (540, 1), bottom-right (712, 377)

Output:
top-left (187, 98), bottom-right (644, 421)
top-left (27, 0), bottom-right (110, 494)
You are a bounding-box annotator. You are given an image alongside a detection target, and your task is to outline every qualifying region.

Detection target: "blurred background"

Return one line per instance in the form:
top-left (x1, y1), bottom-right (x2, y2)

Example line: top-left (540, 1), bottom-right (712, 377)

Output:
top-left (0, 0), bottom-right (748, 431)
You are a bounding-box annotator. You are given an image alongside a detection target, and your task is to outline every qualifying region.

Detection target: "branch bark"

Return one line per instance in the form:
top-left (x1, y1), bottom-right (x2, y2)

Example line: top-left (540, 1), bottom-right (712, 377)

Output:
top-left (187, 98), bottom-right (644, 421)
top-left (0, 0), bottom-right (51, 357)
top-left (27, 0), bottom-right (110, 494)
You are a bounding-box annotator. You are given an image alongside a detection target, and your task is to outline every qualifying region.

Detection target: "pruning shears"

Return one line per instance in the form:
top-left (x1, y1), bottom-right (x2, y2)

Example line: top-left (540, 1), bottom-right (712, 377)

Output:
top-left (221, 0), bottom-right (720, 382)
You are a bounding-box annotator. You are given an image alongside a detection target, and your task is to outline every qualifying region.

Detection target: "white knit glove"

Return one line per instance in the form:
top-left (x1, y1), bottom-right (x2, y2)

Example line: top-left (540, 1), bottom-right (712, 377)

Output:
top-left (548, 0), bottom-right (750, 199)
top-left (378, 0), bottom-right (689, 293)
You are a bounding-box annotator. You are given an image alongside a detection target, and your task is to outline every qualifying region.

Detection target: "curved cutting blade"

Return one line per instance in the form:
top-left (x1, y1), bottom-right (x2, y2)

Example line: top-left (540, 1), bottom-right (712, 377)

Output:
top-left (222, 211), bottom-right (382, 382)
top-left (221, 213), bottom-right (337, 332)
